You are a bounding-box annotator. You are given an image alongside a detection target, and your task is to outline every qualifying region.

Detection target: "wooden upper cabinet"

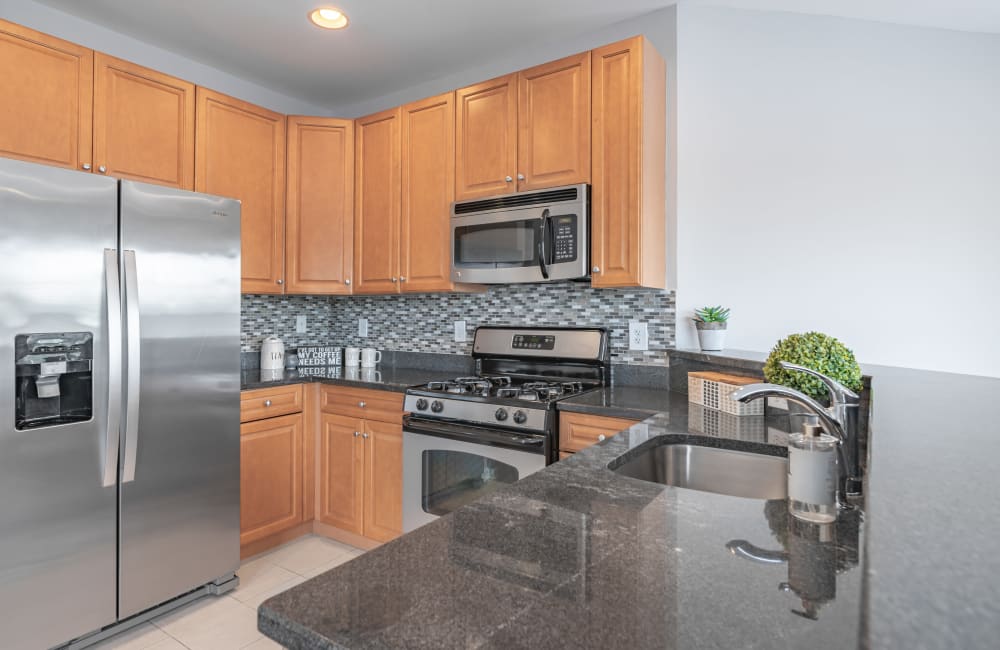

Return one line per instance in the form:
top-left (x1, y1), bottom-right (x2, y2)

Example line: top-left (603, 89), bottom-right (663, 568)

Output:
top-left (319, 413), bottom-right (365, 536)
top-left (455, 74), bottom-right (517, 201)
top-left (400, 92), bottom-right (456, 293)
top-left (195, 88), bottom-right (286, 294)
top-left (286, 116), bottom-right (354, 294)
top-left (517, 52), bottom-right (591, 191)
top-left (0, 20), bottom-right (92, 170)
top-left (591, 36), bottom-right (666, 289)
top-left (93, 53), bottom-right (195, 189)
top-left (240, 413), bottom-right (303, 545)
top-left (354, 107), bottom-right (401, 294)
top-left (363, 419), bottom-right (403, 543)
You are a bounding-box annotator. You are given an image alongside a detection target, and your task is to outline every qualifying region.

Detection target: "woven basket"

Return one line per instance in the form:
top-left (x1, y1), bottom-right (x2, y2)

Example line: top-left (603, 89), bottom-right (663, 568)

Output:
top-left (687, 371), bottom-right (764, 416)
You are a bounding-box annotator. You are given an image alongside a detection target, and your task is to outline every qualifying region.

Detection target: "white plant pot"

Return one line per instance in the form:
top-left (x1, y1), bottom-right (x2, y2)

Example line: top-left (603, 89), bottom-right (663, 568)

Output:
top-left (697, 328), bottom-right (727, 352)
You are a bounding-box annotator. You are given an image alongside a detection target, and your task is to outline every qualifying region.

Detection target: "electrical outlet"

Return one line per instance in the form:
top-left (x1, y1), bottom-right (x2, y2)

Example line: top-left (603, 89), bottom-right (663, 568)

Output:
top-left (454, 320), bottom-right (467, 343)
top-left (295, 315), bottom-right (307, 334)
top-left (628, 321), bottom-right (648, 351)
top-left (358, 318), bottom-right (368, 338)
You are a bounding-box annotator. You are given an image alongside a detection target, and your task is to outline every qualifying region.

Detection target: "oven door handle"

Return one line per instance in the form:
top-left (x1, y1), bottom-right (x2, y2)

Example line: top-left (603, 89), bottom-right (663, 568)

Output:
top-left (404, 416), bottom-right (546, 450)
top-left (537, 208), bottom-right (551, 280)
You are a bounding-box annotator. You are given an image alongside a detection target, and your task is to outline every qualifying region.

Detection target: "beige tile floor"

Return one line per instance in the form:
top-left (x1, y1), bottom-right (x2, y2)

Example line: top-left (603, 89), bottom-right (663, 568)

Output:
top-left (93, 535), bottom-right (364, 650)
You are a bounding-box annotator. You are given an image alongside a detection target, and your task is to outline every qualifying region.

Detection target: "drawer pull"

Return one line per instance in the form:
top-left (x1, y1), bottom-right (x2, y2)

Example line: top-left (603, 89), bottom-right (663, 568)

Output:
top-left (358, 401), bottom-right (366, 408)
top-left (353, 431), bottom-right (361, 437)
top-left (264, 399), bottom-right (272, 407)
top-left (598, 434), bottom-right (606, 441)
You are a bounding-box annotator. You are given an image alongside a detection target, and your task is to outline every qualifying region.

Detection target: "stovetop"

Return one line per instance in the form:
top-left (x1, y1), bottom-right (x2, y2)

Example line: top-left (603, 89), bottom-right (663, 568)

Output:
top-left (418, 375), bottom-right (596, 404)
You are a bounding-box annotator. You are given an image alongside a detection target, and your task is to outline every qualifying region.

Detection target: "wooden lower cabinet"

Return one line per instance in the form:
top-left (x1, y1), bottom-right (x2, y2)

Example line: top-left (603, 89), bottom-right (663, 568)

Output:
top-left (559, 411), bottom-right (641, 454)
top-left (319, 413), bottom-right (366, 535)
top-left (363, 419), bottom-right (404, 543)
top-left (240, 413), bottom-right (303, 545)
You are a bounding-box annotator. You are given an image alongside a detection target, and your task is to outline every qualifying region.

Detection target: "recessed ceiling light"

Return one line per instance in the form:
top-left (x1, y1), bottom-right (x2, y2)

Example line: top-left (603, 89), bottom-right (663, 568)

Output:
top-left (309, 7), bottom-right (349, 30)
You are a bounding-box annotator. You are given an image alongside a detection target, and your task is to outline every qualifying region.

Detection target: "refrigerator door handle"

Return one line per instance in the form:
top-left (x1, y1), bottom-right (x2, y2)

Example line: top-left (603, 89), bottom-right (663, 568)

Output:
top-left (122, 249), bottom-right (141, 483)
top-left (103, 249), bottom-right (122, 488)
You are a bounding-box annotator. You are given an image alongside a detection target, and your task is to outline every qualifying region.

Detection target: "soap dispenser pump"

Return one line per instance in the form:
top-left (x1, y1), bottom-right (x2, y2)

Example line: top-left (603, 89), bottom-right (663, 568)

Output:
top-left (787, 422), bottom-right (838, 523)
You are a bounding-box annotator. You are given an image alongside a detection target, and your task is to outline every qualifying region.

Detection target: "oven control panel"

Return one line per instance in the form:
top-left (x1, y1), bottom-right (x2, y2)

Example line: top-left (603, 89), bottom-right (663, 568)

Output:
top-left (512, 334), bottom-right (555, 351)
top-left (551, 214), bottom-right (578, 263)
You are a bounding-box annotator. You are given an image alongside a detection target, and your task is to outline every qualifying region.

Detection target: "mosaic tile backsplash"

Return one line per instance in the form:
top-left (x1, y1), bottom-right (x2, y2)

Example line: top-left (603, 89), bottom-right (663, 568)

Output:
top-left (242, 284), bottom-right (676, 365)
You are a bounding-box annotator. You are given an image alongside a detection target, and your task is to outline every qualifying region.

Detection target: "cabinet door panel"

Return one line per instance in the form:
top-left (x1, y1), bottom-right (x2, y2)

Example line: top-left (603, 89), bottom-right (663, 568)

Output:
top-left (455, 74), bottom-right (517, 200)
top-left (286, 116), bottom-right (354, 294)
top-left (518, 52), bottom-right (591, 191)
top-left (196, 88), bottom-right (285, 294)
top-left (400, 92), bottom-right (455, 293)
top-left (93, 53), bottom-right (195, 189)
top-left (240, 414), bottom-right (303, 545)
top-left (319, 414), bottom-right (365, 535)
top-left (558, 412), bottom-right (639, 453)
top-left (354, 107), bottom-right (401, 294)
top-left (0, 19), bottom-right (92, 170)
top-left (363, 420), bottom-right (403, 543)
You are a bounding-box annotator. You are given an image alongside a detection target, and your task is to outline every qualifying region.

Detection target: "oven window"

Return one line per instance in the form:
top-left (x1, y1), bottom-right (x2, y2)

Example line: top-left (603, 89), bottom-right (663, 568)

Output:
top-left (454, 219), bottom-right (539, 268)
top-left (421, 450), bottom-right (520, 516)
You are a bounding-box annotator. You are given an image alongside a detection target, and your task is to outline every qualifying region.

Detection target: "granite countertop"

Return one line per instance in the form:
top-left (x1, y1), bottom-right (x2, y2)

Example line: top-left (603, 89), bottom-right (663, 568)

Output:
top-left (240, 365), bottom-right (463, 393)
top-left (557, 385), bottom-right (676, 420)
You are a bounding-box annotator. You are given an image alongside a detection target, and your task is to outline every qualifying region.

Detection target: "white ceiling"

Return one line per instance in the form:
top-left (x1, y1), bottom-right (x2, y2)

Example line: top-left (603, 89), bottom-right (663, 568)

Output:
top-left (32, 0), bottom-right (1000, 110)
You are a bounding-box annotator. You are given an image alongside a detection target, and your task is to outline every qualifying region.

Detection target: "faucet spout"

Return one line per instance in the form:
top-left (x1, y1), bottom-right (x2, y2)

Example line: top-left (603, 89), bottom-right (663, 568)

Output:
top-left (731, 384), bottom-right (845, 443)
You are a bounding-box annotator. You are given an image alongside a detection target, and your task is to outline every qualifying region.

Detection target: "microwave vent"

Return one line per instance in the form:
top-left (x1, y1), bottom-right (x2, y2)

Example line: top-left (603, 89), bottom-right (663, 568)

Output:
top-left (453, 187), bottom-right (579, 215)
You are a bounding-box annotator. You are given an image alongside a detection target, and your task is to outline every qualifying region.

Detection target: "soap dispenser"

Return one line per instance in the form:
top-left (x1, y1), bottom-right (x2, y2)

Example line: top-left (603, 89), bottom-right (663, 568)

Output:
top-left (787, 422), bottom-right (838, 523)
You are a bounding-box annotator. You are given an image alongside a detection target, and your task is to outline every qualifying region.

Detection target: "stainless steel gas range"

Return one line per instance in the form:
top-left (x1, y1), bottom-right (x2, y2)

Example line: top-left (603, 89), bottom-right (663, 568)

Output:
top-left (401, 326), bottom-right (609, 532)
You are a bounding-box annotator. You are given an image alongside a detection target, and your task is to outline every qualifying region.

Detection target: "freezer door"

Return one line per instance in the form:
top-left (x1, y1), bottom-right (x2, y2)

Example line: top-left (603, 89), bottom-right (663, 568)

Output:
top-left (0, 158), bottom-right (119, 649)
top-left (118, 180), bottom-right (241, 618)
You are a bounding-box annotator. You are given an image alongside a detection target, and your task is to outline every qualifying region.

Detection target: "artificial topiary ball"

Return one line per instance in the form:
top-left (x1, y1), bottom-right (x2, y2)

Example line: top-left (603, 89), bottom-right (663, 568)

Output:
top-left (763, 332), bottom-right (863, 402)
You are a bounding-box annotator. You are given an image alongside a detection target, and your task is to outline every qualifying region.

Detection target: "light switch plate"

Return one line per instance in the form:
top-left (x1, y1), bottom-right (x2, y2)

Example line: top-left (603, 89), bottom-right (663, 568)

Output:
top-left (295, 315), bottom-right (307, 334)
top-left (454, 320), bottom-right (467, 342)
top-left (358, 318), bottom-right (368, 338)
top-left (628, 321), bottom-right (648, 351)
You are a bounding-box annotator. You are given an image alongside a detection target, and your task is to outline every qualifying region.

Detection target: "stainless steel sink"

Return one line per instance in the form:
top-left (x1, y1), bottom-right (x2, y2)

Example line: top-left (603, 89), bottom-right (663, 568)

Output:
top-left (610, 443), bottom-right (788, 500)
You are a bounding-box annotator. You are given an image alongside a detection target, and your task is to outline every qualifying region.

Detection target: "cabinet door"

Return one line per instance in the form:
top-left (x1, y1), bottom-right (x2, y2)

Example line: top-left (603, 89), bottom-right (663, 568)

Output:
top-left (400, 92), bottom-right (455, 293)
top-left (591, 37), bottom-right (666, 289)
top-left (196, 88), bottom-right (286, 294)
top-left (93, 53), bottom-right (195, 189)
top-left (319, 414), bottom-right (365, 535)
top-left (517, 52), bottom-right (591, 191)
top-left (455, 74), bottom-right (517, 200)
top-left (354, 107), bottom-right (401, 294)
top-left (240, 414), bottom-right (303, 545)
top-left (286, 116), bottom-right (354, 294)
top-left (558, 412), bottom-right (640, 453)
top-left (0, 19), bottom-right (92, 171)
top-left (363, 420), bottom-right (403, 543)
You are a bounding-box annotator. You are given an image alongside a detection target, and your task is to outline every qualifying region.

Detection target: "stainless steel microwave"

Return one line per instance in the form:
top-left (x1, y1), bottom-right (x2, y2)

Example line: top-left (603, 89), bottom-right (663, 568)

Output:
top-left (450, 184), bottom-right (589, 284)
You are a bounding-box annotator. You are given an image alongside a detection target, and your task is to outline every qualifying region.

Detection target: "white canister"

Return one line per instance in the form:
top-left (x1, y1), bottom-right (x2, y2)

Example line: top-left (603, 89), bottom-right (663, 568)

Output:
top-left (260, 336), bottom-right (285, 372)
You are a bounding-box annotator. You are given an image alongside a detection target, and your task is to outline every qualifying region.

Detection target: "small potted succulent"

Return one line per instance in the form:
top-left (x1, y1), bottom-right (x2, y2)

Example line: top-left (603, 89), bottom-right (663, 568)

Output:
top-left (693, 305), bottom-right (730, 351)
top-left (763, 332), bottom-right (863, 404)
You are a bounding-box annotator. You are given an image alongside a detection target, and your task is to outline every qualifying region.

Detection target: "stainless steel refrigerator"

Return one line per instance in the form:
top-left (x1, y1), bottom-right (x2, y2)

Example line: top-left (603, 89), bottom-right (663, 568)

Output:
top-left (0, 157), bottom-right (241, 649)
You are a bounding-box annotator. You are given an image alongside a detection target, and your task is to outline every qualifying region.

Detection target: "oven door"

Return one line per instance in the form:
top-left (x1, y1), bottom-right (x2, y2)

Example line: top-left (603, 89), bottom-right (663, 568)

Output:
top-left (451, 207), bottom-right (588, 284)
top-left (402, 418), bottom-right (547, 533)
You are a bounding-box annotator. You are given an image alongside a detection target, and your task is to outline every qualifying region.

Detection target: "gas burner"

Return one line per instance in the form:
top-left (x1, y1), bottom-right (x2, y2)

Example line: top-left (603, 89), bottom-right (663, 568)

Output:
top-left (496, 387), bottom-right (521, 399)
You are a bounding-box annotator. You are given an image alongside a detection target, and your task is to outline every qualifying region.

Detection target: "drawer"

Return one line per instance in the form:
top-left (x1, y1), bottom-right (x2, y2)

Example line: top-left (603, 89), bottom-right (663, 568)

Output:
top-left (559, 411), bottom-right (640, 453)
top-left (321, 385), bottom-right (404, 424)
top-left (241, 384), bottom-right (304, 422)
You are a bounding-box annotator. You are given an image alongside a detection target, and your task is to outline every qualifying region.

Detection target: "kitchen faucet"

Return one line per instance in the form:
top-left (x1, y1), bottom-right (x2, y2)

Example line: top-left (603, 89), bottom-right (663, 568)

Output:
top-left (731, 362), bottom-right (863, 497)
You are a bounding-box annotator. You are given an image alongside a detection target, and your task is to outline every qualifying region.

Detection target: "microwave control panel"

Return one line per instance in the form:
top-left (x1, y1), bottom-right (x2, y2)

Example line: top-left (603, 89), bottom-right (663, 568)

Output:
top-left (551, 214), bottom-right (578, 262)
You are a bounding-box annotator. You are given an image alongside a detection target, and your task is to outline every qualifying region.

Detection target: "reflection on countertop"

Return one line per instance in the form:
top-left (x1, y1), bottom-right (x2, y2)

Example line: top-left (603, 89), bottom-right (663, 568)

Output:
top-left (240, 365), bottom-right (464, 393)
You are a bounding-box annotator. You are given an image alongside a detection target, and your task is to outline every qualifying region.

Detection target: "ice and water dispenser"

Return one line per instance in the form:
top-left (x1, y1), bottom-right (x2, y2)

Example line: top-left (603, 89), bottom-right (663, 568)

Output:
top-left (14, 332), bottom-right (94, 429)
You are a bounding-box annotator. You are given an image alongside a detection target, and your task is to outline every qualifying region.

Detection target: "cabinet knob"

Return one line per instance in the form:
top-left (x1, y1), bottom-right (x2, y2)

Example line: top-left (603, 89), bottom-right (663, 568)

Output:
top-left (505, 175), bottom-right (513, 182)
top-left (362, 432), bottom-right (370, 439)
top-left (358, 401), bottom-right (366, 408)
top-left (263, 399), bottom-right (272, 407)
top-left (353, 431), bottom-right (361, 437)
top-left (98, 165), bottom-right (107, 174)
top-left (592, 266), bottom-right (601, 274)
top-left (276, 279), bottom-right (284, 285)
top-left (517, 173), bottom-right (525, 181)
top-left (400, 276), bottom-right (407, 282)
top-left (81, 163), bottom-right (92, 171)
top-left (598, 434), bottom-right (606, 442)
top-left (345, 279), bottom-right (351, 286)
top-left (391, 277), bottom-right (398, 283)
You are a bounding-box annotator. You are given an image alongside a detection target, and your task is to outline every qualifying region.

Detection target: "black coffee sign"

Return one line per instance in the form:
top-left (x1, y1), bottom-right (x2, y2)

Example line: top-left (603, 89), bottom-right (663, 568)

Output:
top-left (297, 345), bottom-right (342, 367)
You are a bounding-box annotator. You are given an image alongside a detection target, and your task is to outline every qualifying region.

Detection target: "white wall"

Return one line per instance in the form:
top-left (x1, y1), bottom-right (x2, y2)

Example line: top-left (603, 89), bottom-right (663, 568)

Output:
top-left (674, 4), bottom-right (1000, 377)
top-left (0, 0), bottom-right (330, 115)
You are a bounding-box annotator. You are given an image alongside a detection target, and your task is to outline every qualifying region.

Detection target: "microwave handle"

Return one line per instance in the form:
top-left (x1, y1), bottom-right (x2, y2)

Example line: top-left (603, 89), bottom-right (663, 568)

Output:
top-left (537, 208), bottom-right (551, 280)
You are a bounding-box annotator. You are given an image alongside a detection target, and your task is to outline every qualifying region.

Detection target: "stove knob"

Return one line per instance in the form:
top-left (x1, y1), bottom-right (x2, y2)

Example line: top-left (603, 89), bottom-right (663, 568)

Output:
top-left (415, 398), bottom-right (429, 411)
top-left (494, 408), bottom-right (509, 422)
top-left (513, 410), bottom-right (527, 424)
top-left (431, 400), bottom-right (444, 413)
